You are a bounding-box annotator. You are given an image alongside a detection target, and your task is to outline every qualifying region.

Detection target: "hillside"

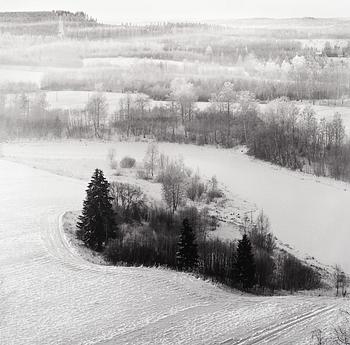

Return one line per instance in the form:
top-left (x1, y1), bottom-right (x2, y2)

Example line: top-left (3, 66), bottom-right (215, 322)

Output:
top-left (0, 11), bottom-right (98, 36)
top-left (0, 155), bottom-right (347, 345)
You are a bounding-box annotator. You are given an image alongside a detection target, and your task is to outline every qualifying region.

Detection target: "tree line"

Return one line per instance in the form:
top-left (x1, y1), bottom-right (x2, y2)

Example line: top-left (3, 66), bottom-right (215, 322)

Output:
top-left (2, 86), bottom-right (350, 182)
top-left (39, 54), bottom-right (350, 102)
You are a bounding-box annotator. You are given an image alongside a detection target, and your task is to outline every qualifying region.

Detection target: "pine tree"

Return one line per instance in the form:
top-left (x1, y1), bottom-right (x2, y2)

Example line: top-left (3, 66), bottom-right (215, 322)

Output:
top-left (235, 234), bottom-right (256, 290)
top-left (176, 218), bottom-right (199, 271)
top-left (77, 169), bottom-right (117, 251)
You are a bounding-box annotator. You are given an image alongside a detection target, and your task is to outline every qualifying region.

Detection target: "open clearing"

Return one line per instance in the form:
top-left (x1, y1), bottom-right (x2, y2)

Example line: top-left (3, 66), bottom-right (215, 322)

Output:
top-left (0, 156), bottom-right (348, 344)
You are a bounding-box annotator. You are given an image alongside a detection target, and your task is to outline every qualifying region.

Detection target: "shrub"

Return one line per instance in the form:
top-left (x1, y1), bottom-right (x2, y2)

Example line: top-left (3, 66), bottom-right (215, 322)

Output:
top-left (136, 168), bottom-right (151, 180)
top-left (274, 253), bottom-right (322, 292)
top-left (120, 156), bottom-right (136, 168)
top-left (198, 238), bottom-right (236, 286)
top-left (206, 175), bottom-right (224, 202)
top-left (186, 174), bottom-right (206, 201)
top-left (103, 230), bottom-right (178, 268)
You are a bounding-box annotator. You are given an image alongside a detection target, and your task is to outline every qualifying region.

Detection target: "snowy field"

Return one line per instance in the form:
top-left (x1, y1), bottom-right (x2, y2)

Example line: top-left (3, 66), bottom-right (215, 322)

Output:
top-left (0, 155), bottom-right (348, 344)
top-left (0, 65), bottom-right (44, 86)
top-left (3, 140), bottom-right (350, 273)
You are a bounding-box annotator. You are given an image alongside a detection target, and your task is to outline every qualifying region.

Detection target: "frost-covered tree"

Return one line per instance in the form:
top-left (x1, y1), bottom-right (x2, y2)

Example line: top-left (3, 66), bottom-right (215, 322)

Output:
top-left (77, 169), bottom-right (117, 251)
top-left (0, 93), bottom-right (6, 117)
top-left (161, 159), bottom-right (187, 213)
top-left (235, 234), bottom-right (255, 290)
top-left (176, 218), bottom-right (198, 271)
top-left (217, 81), bottom-right (236, 117)
top-left (17, 92), bottom-right (29, 118)
top-left (143, 142), bottom-right (159, 178)
top-left (31, 92), bottom-right (48, 118)
top-left (170, 78), bottom-right (197, 123)
top-left (135, 93), bottom-right (150, 116)
top-left (333, 265), bottom-right (347, 297)
top-left (86, 93), bottom-right (108, 138)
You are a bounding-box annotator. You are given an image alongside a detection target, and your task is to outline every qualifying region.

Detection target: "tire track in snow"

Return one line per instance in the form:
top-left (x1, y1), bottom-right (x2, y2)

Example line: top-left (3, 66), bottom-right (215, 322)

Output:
top-left (221, 304), bottom-right (336, 345)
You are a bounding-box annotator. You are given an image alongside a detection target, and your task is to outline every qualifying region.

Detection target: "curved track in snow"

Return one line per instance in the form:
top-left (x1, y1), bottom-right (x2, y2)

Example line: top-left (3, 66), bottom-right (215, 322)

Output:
top-left (0, 158), bottom-right (347, 344)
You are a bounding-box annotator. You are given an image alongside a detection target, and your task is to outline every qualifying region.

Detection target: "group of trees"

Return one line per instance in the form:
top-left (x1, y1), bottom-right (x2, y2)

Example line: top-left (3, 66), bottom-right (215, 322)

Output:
top-left (249, 99), bottom-right (350, 181)
top-left (39, 54), bottom-right (350, 103)
top-left (0, 91), bottom-right (66, 138)
top-left (77, 167), bottom-right (321, 293)
top-left (65, 22), bottom-right (213, 40)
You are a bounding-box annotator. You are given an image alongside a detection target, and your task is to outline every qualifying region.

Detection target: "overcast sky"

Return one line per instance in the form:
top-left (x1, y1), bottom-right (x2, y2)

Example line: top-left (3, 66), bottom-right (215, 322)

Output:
top-left (1, 0), bottom-right (349, 23)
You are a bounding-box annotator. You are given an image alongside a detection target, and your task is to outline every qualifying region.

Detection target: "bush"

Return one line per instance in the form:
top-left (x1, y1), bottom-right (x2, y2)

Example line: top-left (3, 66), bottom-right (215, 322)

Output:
top-left (104, 230), bottom-right (178, 268)
top-left (136, 168), bottom-right (151, 180)
top-left (186, 174), bottom-right (206, 201)
top-left (104, 238), bottom-right (159, 267)
top-left (120, 156), bottom-right (136, 168)
top-left (198, 238), bottom-right (237, 286)
top-left (206, 176), bottom-right (223, 202)
top-left (276, 253), bottom-right (322, 292)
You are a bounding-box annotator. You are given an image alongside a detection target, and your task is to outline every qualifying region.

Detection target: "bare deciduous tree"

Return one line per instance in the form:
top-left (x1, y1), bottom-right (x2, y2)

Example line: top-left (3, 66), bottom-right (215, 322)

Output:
top-left (86, 93), bottom-right (108, 138)
top-left (161, 159), bottom-right (187, 213)
top-left (143, 142), bottom-right (159, 179)
top-left (170, 78), bottom-right (198, 123)
top-left (109, 182), bottom-right (146, 222)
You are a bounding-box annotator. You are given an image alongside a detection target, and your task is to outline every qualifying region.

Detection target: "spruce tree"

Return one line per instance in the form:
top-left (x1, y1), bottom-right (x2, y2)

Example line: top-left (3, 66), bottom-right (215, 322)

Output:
top-left (235, 234), bottom-right (256, 290)
top-left (176, 218), bottom-right (199, 271)
top-left (77, 169), bottom-right (117, 251)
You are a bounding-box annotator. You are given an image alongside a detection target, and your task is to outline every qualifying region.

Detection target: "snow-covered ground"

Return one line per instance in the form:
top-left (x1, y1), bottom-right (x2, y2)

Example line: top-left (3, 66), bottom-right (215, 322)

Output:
top-left (0, 65), bottom-right (44, 86)
top-left (0, 155), bottom-right (348, 344)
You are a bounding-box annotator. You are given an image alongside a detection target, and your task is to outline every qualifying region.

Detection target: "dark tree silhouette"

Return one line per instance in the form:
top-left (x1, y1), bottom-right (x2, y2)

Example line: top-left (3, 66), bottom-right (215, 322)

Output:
top-left (77, 169), bottom-right (117, 251)
top-left (176, 218), bottom-right (199, 271)
top-left (235, 234), bottom-right (256, 290)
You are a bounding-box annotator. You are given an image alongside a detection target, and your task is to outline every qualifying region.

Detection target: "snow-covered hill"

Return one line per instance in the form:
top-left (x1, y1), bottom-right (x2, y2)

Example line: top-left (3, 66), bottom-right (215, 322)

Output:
top-left (0, 157), bottom-right (347, 344)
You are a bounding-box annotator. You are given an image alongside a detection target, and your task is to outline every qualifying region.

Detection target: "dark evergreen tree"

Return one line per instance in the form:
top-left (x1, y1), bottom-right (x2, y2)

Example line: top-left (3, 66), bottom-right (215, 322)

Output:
top-left (176, 218), bottom-right (199, 271)
top-left (235, 234), bottom-right (256, 290)
top-left (77, 169), bottom-right (117, 251)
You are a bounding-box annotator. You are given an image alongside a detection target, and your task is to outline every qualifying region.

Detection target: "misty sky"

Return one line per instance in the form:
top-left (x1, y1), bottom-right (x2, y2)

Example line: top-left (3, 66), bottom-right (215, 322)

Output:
top-left (1, 0), bottom-right (349, 23)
